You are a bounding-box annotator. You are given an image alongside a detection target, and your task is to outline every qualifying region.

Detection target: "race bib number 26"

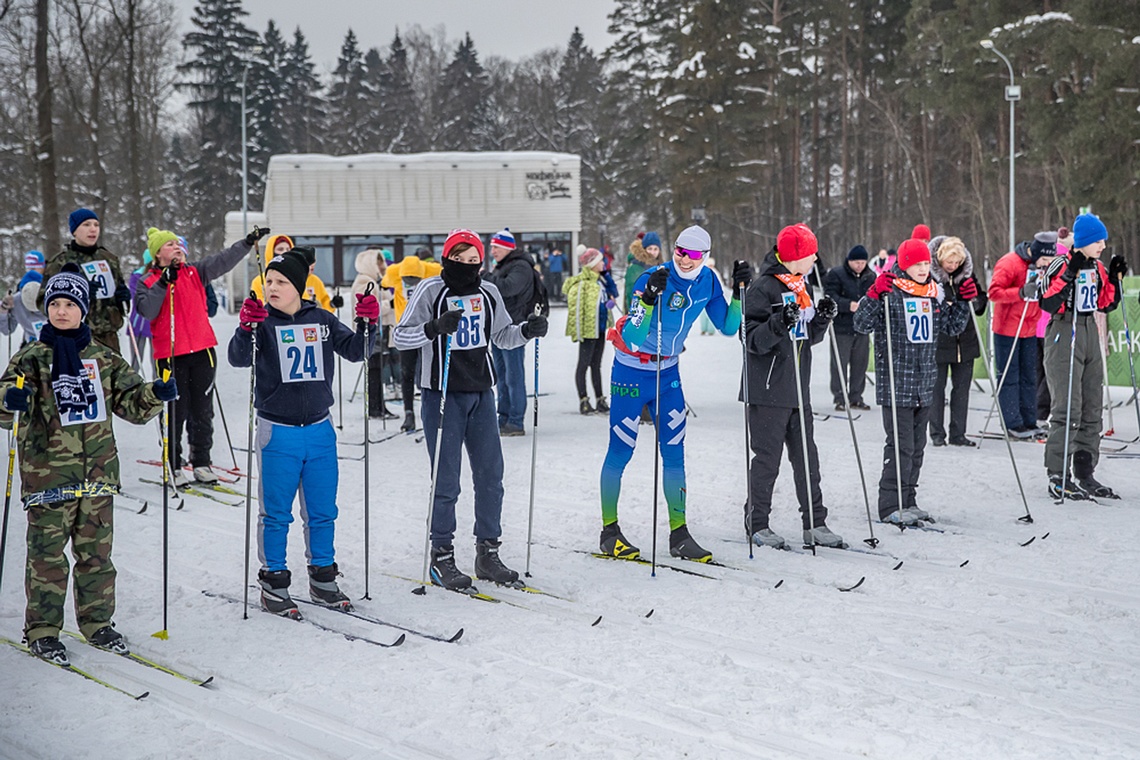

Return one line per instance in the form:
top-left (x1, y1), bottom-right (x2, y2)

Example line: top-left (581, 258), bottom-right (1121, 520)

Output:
top-left (1076, 270), bottom-right (1097, 313)
top-left (81, 260), bottom-right (114, 300)
top-left (904, 297), bottom-right (933, 344)
top-left (276, 325), bottom-right (326, 383)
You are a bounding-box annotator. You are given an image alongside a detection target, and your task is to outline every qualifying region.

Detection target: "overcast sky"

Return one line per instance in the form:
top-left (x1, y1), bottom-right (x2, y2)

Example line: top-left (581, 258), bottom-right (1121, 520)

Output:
top-left (173, 0), bottom-right (619, 71)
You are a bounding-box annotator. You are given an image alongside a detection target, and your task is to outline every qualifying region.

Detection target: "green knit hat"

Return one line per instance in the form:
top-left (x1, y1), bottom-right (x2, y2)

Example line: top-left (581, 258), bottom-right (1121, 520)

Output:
top-left (146, 227), bottom-right (179, 260)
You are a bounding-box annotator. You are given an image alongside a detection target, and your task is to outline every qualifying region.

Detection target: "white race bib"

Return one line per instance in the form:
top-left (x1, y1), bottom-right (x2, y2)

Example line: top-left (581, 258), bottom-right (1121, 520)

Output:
top-left (59, 359), bottom-right (107, 426)
top-left (276, 324), bottom-right (326, 383)
top-left (81, 260), bottom-right (114, 300)
top-left (27, 319), bottom-right (45, 342)
top-left (1076, 270), bottom-right (1097, 313)
top-left (903, 297), bottom-right (933, 344)
top-left (782, 293), bottom-right (807, 342)
top-left (445, 295), bottom-right (485, 352)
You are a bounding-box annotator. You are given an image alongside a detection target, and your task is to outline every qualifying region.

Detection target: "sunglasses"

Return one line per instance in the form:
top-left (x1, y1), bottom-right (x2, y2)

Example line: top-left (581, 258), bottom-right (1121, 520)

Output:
top-left (674, 246), bottom-right (707, 261)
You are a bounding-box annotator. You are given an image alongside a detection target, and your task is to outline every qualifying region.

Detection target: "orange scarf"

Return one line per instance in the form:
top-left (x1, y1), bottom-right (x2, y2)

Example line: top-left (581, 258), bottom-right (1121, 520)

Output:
top-left (892, 278), bottom-right (940, 299)
top-left (774, 273), bottom-right (814, 309)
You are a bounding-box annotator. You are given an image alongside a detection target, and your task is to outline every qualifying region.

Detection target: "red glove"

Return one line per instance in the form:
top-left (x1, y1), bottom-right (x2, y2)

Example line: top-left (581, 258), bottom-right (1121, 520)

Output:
top-left (865, 270), bottom-right (897, 300)
top-left (355, 292), bottom-right (380, 325)
top-left (957, 277), bottom-right (978, 301)
top-left (239, 297), bottom-right (268, 332)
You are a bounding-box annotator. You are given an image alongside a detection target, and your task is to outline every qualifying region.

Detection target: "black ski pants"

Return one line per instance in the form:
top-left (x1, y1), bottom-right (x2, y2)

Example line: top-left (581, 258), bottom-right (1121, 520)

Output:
top-left (575, 337), bottom-right (607, 400)
top-left (929, 359), bottom-right (972, 443)
top-left (400, 348), bottom-right (419, 414)
top-left (830, 332), bottom-right (869, 406)
top-left (878, 404), bottom-right (931, 518)
top-left (745, 405), bottom-right (828, 533)
top-left (160, 347), bottom-right (216, 469)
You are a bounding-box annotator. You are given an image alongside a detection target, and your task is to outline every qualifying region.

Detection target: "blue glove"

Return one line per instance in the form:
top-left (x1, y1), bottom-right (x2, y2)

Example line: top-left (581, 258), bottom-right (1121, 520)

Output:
top-left (152, 376), bottom-right (178, 402)
top-left (4, 385), bottom-right (31, 413)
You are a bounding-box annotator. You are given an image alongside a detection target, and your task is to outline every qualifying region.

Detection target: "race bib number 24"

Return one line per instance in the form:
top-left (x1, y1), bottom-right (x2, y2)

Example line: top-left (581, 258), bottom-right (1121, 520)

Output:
top-left (276, 325), bottom-right (326, 383)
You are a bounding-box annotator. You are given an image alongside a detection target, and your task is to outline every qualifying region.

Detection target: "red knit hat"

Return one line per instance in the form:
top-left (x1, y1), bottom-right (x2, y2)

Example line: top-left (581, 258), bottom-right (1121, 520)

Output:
top-left (442, 228), bottom-right (485, 261)
top-left (776, 223), bottom-right (818, 261)
top-left (912, 224), bottom-right (932, 242)
top-left (897, 238), bottom-right (931, 269)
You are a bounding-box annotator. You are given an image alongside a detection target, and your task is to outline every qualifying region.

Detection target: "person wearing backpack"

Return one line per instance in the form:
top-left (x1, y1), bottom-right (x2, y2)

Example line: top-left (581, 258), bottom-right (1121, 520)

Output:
top-left (485, 228), bottom-right (535, 437)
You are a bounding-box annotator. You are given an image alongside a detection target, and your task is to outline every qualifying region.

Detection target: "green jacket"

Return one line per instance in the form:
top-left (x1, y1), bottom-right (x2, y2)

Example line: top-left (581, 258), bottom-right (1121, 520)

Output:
top-left (563, 268), bottom-right (613, 342)
top-left (42, 242), bottom-right (127, 337)
top-left (0, 340), bottom-right (162, 503)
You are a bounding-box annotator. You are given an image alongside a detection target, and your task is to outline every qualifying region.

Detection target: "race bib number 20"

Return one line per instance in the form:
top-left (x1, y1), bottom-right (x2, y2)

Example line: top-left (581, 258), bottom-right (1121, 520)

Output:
top-left (276, 325), bottom-right (326, 383)
top-left (903, 297), bottom-right (933, 344)
top-left (81, 260), bottom-right (114, 300)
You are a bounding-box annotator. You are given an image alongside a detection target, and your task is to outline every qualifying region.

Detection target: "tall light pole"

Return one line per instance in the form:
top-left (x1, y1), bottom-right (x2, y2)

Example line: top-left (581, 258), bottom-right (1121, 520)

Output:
top-left (981, 39), bottom-right (1020, 255)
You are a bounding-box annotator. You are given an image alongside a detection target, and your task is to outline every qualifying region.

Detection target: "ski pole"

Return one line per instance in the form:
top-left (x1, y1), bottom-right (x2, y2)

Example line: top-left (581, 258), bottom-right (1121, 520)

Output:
top-left (650, 301), bottom-right (662, 577)
top-left (882, 292), bottom-right (907, 529)
top-left (969, 302), bottom-right (1034, 523)
top-left (336, 289), bottom-right (344, 430)
top-left (360, 283), bottom-right (374, 600)
top-left (1058, 309), bottom-right (1079, 506)
top-left (811, 268), bottom-right (877, 547)
top-left (524, 305), bottom-right (541, 577)
top-left (0, 375), bottom-right (25, 596)
top-left (980, 299), bottom-right (1030, 442)
top-left (789, 327), bottom-right (817, 554)
top-left (349, 363), bottom-right (364, 404)
top-left (213, 385), bottom-right (239, 471)
top-left (1120, 303), bottom-right (1140, 437)
top-left (1098, 315), bottom-right (1115, 435)
top-left (152, 367), bottom-right (172, 641)
top-left (242, 231), bottom-right (268, 619)
top-left (414, 307), bottom-right (460, 593)
top-left (741, 284), bottom-right (755, 559)
top-left (378, 324), bottom-right (387, 431)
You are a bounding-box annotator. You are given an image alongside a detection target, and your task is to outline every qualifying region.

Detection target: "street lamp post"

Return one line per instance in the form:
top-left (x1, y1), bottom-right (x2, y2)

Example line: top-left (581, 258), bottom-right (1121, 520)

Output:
top-left (980, 39), bottom-right (1020, 255)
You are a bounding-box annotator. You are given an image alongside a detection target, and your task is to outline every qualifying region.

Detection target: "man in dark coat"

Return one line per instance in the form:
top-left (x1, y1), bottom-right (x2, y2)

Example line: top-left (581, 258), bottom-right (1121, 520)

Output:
top-left (484, 228), bottom-right (535, 436)
top-left (823, 245), bottom-right (874, 411)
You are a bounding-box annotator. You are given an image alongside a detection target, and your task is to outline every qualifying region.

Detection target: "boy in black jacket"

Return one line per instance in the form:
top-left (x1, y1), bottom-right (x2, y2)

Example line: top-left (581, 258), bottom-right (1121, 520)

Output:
top-left (394, 229), bottom-right (548, 592)
top-left (742, 223), bottom-right (845, 550)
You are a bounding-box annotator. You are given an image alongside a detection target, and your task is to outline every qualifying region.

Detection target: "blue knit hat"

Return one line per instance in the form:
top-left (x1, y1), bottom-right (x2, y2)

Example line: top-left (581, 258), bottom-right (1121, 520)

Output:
top-left (1072, 213), bottom-right (1108, 248)
top-left (641, 231), bottom-right (662, 249)
top-left (68, 208), bottom-right (98, 235)
top-left (24, 250), bottom-right (44, 268)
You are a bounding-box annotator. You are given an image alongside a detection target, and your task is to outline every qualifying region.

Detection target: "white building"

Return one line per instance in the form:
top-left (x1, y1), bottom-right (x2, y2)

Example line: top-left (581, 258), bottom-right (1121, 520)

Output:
top-left (224, 151), bottom-right (582, 304)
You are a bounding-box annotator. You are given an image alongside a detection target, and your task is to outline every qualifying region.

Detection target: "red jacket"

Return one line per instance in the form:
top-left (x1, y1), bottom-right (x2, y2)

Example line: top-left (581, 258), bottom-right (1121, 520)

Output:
top-left (142, 264), bottom-right (217, 360)
top-left (987, 249), bottom-right (1041, 338)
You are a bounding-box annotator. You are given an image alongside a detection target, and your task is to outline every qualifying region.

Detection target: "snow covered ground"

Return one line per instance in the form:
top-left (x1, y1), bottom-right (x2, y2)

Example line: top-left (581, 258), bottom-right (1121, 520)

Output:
top-left (2, 305), bottom-right (1139, 759)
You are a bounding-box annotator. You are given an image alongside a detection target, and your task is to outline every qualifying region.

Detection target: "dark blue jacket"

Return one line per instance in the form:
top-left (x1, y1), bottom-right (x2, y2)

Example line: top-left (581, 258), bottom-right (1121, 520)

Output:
top-left (228, 301), bottom-right (374, 425)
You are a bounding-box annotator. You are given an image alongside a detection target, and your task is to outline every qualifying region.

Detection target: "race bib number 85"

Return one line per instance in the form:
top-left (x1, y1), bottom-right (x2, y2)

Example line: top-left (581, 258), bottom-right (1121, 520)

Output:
top-left (904, 297), bottom-right (933, 344)
top-left (276, 325), bottom-right (326, 383)
top-left (1076, 270), bottom-right (1097, 313)
top-left (81, 260), bottom-right (114, 300)
top-left (447, 295), bottom-right (484, 351)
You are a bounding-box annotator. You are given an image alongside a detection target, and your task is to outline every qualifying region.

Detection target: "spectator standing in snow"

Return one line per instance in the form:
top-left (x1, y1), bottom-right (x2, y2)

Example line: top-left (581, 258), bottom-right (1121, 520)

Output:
top-left (823, 245), bottom-right (874, 411)
top-left (563, 246), bottom-right (618, 414)
top-left (484, 227), bottom-right (534, 437)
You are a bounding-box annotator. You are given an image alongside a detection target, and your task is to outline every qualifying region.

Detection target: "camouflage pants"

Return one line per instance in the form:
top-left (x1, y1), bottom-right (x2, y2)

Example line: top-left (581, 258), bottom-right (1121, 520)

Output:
top-left (24, 495), bottom-right (116, 644)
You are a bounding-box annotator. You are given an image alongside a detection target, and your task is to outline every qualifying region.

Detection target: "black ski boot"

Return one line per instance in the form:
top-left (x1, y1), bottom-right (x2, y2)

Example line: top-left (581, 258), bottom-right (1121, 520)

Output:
top-left (1073, 450), bottom-right (1120, 499)
top-left (430, 545), bottom-right (473, 591)
top-left (595, 397), bottom-right (610, 414)
top-left (401, 411), bottom-right (416, 433)
top-left (29, 636), bottom-right (69, 666)
top-left (474, 539), bottom-right (520, 586)
top-left (258, 569), bottom-right (302, 619)
top-left (1048, 475), bottom-right (1091, 502)
top-left (599, 522), bottom-right (640, 559)
top-left (669, 524), bottom-right (713, 563)
top-left (308, 563), bottom-right (353, 610)
top-left (87, 625), bottom-right (129, 655)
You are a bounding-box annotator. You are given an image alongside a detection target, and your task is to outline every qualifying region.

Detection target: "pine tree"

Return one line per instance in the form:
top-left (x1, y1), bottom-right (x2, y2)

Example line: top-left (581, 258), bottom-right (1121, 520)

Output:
top-left (326, 29), bottom-right (378, 154)
top-left (279, 27), bottom-right (325, 154)
top-left (246, 20), bottom-right (289, 206)
top-left (433, 33), bottom-right (491, 150)
top-left (178, 0), bottom-right (260, 248)
top-left (377, 31), bottom-right (421, 152)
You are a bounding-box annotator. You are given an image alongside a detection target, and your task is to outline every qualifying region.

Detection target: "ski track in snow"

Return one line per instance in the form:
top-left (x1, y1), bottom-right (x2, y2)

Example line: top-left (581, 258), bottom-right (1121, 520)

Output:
top-left (2, 307), bottom-right (1139, 759)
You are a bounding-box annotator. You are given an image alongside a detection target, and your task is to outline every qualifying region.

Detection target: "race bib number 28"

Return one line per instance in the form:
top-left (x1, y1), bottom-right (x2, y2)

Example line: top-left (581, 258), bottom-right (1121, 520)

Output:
top-left (903, 297), bottom-right (933, 344)
top-left (81, 260), bottom-right (114, 300)
top-left (276, 325), bottom-right (326, 383)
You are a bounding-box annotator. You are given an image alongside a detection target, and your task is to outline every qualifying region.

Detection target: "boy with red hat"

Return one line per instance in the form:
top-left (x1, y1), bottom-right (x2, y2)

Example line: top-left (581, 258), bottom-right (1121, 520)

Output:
top-left (854, 238), bottom-right (973, 525)
top-left (742, 223), bottom-right (845, 550)
top-left (393, 229), bottom-right (548, 593)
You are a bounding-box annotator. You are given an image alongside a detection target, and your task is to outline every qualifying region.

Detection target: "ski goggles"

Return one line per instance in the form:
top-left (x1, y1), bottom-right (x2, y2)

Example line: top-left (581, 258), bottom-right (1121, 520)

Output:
top-left (674, 246), bottom-right (708, 261)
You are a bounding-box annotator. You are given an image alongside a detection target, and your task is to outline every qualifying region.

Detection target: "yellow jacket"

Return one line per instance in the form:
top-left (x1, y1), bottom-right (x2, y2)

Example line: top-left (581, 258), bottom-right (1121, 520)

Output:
top-left (381, 256), bottom-right (442, 322)
top-left (251, 234), bottom-right (334, 313)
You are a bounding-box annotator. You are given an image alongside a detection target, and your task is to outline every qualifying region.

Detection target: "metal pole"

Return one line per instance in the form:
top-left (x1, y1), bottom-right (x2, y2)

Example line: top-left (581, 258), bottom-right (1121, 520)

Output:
top-left (240, 68), bottom-right (250, 299)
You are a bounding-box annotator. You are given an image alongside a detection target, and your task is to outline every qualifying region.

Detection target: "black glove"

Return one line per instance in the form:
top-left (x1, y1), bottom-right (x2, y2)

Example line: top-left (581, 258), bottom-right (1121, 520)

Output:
top-left (115, 283), bottom-right (132, 313)
top-left (816, 296), bottom-right (838, 321)
top-left (1109, 254), bottom-right (1128, 282)
top-left (424, 308), bottom-right (464, 340)
top-left (640, 267), bottom-right (669, 307)
top-left (1062, 250), bottom-right (1087, 282)
top-left (159, 264), bottom-right (180, 286)
top-left (775, 302), bottom-right (800, 330)
top-left (3, 385), bottom-right (31, 413)
top-left (245, 226), bottom-right (271, 246)
top-left (522, 313), bottom-right (548, 339)
top-left (330, 293), bottom-right (345, 309)
top-left (731, 260), bottom-right (752, 298)
top-left (152, 376), bottom-right (178, 402)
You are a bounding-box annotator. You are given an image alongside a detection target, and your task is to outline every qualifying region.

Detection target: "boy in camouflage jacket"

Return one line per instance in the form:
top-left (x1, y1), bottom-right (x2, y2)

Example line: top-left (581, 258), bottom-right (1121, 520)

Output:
top-left (0, 265), bottom-right (177, 666)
